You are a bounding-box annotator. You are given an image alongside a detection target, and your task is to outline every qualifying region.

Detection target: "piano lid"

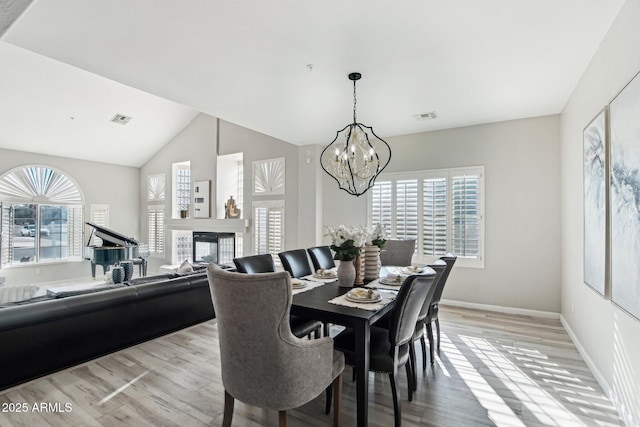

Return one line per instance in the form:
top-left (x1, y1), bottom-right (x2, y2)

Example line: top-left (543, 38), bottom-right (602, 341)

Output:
top-left (86, 222), bottom-right (140, 247)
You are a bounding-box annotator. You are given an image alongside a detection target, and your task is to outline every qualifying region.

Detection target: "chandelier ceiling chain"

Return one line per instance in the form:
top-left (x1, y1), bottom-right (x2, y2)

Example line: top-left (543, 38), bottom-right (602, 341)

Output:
top-left (320, 72), bottom-right (391, 197)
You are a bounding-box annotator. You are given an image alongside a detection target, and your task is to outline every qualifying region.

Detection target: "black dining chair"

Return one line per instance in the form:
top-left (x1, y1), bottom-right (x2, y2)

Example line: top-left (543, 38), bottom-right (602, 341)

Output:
top-left (407, 260), bottom-right (446, 390)
top-left (307, 246), bottom-right (336, 271)
top-left (278, 249), bottom-right (314, 278)
top-left (423, 254), bottom-right (457, 367)
top-left (233, 254), bottom-right (322, 339)
top-left (233, 254), bottom-right (277, 274)
top-left (333, 269), bottom-right (438, 427)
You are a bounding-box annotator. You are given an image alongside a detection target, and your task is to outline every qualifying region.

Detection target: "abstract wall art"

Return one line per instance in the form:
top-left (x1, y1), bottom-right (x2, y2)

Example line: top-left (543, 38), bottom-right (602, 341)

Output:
top-left (610, 70), bottom-right (640, 320)
top-left (583, 108), bottom-right (607, 296)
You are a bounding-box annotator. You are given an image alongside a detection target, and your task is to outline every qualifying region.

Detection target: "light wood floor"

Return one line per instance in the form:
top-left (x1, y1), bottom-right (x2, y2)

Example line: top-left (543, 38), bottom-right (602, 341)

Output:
top-left (0, 306), bottom-right (623, 427)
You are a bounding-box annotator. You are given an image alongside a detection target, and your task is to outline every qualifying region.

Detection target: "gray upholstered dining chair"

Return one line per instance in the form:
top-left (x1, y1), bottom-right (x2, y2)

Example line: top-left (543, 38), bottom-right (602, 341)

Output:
top-left (379, 239), bottom-right (416, 266)
top-left (232, 254), bottom-right (323, 339)
top-left (207, 265), bottom-right (344, 427)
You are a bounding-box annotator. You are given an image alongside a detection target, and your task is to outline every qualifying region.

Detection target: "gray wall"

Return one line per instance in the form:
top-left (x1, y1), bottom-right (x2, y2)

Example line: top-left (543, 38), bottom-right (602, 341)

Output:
top-left (218, 119), bottom-right (300, 254)
top-left (140, 113), bottom-right (217, 271)
top-left (319, 115), bottom-right (562, 313)
top-left (0, 147), bottom-right (140, 285)
top-left (560, 0), bottom-right (640, 423)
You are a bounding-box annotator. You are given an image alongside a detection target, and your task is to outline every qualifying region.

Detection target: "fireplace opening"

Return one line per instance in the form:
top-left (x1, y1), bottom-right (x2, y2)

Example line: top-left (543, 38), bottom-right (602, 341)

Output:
top-left (193, 231), bottom-right (236, 266)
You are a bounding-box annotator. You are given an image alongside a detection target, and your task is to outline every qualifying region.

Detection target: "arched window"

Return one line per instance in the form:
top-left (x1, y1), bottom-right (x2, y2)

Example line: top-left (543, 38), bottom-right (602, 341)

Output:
top-left (0, 165), bottom-right (84, 267)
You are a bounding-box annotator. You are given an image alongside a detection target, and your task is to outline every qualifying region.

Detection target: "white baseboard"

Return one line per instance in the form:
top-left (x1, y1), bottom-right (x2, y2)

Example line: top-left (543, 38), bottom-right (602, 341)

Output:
top-left (560, 315), bottom-right (633, 427)
top-left (440, 298), bottom-right (560, 319)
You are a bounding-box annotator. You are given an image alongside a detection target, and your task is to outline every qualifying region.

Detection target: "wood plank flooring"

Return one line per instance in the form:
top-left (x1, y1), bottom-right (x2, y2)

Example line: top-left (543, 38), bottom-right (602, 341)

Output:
top-left (0, 306), bottom-right (623, 427)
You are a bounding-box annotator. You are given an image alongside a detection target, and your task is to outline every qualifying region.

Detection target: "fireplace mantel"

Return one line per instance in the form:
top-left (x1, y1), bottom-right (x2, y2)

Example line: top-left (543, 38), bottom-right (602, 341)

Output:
top-left (165, 218), bottom-right (249, 233)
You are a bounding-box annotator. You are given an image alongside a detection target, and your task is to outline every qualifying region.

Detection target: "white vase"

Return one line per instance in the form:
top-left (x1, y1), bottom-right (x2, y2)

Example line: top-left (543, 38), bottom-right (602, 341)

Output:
top-left (337, 260), bottom-right (356, 287)
top-left (363, 245), bottom-right (381, 281)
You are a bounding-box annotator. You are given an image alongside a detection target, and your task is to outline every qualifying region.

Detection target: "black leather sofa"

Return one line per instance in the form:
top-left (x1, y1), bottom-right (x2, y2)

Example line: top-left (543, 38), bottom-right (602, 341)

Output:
top-left (0, 271), bottom-right (215, 391)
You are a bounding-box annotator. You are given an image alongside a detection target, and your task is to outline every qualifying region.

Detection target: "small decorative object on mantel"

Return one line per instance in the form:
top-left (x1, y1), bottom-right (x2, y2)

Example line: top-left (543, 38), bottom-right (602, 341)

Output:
top-left (325, 225), bottom-right (368, 287)
top-left (225, 195), bottom-right (241, 219)
top-left (364, 223), bottom-right (387, 281)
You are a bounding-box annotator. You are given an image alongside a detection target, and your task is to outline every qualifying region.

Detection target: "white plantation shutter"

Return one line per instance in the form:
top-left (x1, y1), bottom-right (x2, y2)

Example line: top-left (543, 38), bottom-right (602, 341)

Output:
top-left (395, 179), bottom-right (418, 242)
top-left (422, 178), bottom-right (447, 256)
top-left (452, 174), bottom-right (480, 257)
top-left (0, 203), bottom-right (13, 268)
top-left (89, 204), bottom-right (110, 246)
top-left (253, 200), bottom-right (284, 266)
top-left (148, 206), bottom-right (165, 255)
top-left (369, 166), bottom-right (483, 268)
top-left (370, 180), bottom-right (392, 234)
top-left (68, 205), bottom-right (83, 258)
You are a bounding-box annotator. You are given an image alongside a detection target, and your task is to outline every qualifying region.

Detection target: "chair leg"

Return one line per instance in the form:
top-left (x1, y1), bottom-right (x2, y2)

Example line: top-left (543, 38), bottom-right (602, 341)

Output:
top-left (279, 410), bottom-right (287, 427)
top-left (435, 317), bottom-right (441, 351)
top-left (314, 327), bottom-right (321, 339)
top-left (420, 335), bottom-right (427, 371)
top-left (325, 383), bottom-right (332, 414)
top-left (332, 374), bottom-right (342, 427)
top-left (408, 343), bottom-right (417, 393)
top-left (223, 390), bottom-right (234, 427)
top-left (405, 361), bottom-right (414, 401)
top-left (426, 321), bottom-right (435, 365)
top-left (388, 373), bottom-right (401, 427)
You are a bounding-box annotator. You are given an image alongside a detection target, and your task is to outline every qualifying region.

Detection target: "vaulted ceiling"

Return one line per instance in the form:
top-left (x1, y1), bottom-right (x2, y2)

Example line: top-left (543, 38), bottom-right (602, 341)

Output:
top-left (0, 0), bottom-right (626, 167)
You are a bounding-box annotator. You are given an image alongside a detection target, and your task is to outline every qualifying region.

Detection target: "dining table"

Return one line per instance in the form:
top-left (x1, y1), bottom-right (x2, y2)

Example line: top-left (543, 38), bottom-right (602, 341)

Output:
top-left (291, 280), bottom-right (397, 427)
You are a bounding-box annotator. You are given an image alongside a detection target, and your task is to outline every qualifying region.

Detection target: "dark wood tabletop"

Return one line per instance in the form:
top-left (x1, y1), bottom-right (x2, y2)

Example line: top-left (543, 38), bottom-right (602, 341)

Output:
top-left (291, 282), bottom-right (397, 427)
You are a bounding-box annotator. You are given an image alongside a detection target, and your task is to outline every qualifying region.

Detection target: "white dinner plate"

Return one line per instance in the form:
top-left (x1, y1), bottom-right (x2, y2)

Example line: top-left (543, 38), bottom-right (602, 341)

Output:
top-left (401, 266), bottom-right (423, 274)
top-left (313, 272), bottom-right (337, 279)
top-left (291, 280), bottom-right (307, 289)
top-left (379, 278), bottom-right (404, 286)
top-left (345, 289), bottom-right (382, 303)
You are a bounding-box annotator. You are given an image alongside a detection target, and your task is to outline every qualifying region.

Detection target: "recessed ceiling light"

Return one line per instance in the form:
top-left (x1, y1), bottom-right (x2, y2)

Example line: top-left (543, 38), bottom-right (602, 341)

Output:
top-left (110, 114), bottom-right (133, 125)
top-left (414, 111), bottom-right (438, 121)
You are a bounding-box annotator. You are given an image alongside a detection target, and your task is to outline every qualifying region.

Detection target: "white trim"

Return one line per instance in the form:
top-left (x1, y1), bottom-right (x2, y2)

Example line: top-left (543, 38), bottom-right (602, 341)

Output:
top-left (560, 315), bottom-right (632, 427)
top-left (441, 298), bottom-right (560, 319)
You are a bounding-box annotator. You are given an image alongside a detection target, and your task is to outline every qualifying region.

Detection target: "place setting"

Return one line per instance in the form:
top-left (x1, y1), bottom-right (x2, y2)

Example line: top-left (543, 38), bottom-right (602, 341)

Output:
top-left (291, 277), bottom-right (326, 295)
top-left (328, 287), bottom-right (396, 311)
top-left (302, 268), bottom-right (338, 283)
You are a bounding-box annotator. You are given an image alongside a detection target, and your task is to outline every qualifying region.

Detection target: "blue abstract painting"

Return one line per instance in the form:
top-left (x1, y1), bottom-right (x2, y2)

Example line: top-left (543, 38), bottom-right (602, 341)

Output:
top-left (610, 71), bottom-right (640, 320)
top-left (583, 109), bottom-right (606, 295)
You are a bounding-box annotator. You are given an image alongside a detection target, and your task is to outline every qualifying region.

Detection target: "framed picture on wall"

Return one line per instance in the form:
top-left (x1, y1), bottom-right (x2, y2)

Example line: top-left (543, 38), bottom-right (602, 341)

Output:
top-left (610, 70), bottom-right (640, 320)
top-left (583, 107), bottom-right (607, 296)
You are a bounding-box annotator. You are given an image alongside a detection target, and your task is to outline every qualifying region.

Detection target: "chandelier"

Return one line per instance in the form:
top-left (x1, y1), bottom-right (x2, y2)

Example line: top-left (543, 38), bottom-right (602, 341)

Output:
top-left (320, 72), bottom-right (391, 197)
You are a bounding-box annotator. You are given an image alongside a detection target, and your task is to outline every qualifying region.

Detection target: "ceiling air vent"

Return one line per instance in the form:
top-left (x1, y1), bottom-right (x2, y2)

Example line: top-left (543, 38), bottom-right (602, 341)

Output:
top-left (110, 113), bottom-right (133, 125)
top-left (414, 111), bottom-right (438, 121)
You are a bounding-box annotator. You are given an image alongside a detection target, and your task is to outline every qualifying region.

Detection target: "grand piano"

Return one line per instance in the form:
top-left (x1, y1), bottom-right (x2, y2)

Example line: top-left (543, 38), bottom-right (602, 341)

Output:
top-left (84, 222), bottom-right (149, 278)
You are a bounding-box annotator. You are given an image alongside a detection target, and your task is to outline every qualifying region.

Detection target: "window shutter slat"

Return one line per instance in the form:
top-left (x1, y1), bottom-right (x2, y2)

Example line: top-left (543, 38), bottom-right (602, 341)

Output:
top-left (451, 175), bottom-right (480, 257)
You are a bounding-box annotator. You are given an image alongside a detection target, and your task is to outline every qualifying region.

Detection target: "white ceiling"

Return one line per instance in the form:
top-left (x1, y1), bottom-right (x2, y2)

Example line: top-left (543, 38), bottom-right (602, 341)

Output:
top-left (0, 0), bottom-right (626, 167)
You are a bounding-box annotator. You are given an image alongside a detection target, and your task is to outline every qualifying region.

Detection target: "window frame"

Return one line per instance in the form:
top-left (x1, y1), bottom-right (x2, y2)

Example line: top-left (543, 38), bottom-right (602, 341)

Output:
top-left (252, 200), bottom-right (285, 267)
top-left (0, 166), bottom-right (84, 268)
top-left (368, 165), bottom-right (484, 268)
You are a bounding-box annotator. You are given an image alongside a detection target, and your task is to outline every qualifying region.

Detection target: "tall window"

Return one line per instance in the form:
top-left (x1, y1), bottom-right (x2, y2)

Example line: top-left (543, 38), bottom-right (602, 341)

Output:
top-left (369, 166), bottom-right (484, 268)
top-left (253, 200), bottom-right (284, 266)
top-left (147, 206), bottom-right (165, 255)
top-left (0, 166), bottom-right (83, 267)
top-left (172, 161), bottom-right (191, 218)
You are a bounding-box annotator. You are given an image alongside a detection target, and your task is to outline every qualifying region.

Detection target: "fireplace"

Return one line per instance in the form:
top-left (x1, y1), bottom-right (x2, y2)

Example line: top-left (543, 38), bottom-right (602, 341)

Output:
top-left (192, 231), bottom-right (236, 266)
